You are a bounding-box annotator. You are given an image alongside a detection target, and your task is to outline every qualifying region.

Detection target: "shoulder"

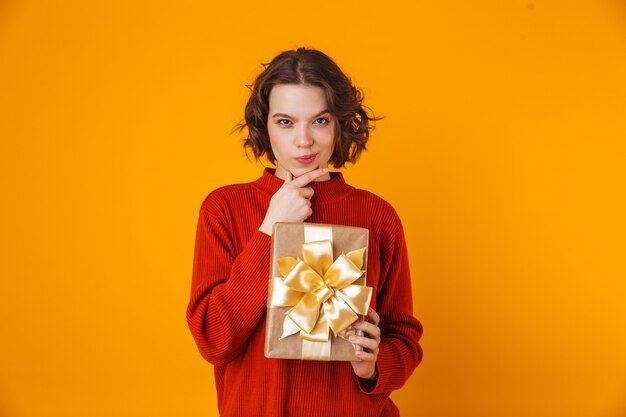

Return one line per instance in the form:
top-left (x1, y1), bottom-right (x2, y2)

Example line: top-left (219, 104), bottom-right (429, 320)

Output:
top-left (348, 187), bottom-right (404, 236)
top-left (199, 181), bottom-right (257, 217)
top-left (350, 188), bottom-right (396, 212)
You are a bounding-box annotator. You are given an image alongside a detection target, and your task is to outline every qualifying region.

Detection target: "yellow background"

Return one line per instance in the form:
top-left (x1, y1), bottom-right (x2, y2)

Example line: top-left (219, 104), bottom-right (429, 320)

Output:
top-left (1, 1), bottom-right (625, 416)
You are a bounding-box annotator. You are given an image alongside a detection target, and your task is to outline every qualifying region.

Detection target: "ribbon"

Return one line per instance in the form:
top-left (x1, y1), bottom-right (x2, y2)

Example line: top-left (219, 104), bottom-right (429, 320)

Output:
top-left (269, 225), bottom-right (372, 360)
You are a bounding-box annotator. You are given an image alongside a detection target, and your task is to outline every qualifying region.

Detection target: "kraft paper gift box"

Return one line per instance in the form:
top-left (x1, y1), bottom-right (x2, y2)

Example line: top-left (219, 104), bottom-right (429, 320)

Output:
top-left (264, 222), bottom-right (372, 361)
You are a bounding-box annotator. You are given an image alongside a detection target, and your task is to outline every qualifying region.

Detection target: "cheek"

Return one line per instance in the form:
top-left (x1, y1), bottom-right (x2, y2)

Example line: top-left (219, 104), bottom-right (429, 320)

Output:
top-left (268, 129), bottom-right (287, 155)
top-left (322, 128), bottom-right (336, 153)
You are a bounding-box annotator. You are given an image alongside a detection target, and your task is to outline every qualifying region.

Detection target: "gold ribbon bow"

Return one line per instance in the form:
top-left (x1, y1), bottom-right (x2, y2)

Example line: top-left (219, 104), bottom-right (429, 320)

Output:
top-left (269, 239), bottom-right (372, 360)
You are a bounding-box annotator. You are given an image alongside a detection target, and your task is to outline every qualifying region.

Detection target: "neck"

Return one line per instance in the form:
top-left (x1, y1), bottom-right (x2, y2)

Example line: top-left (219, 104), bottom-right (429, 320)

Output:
top-left (253, 168), bottom-right (353, 203)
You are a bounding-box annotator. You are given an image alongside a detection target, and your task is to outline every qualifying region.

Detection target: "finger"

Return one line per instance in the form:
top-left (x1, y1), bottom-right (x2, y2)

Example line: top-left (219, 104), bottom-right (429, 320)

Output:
top-left (353, 321), bottom-right (381, 338)
top-left (290, 167), bottom-right (329, 188)
top-left (300, 187), bottom-right (314, 199)
top-left (355, 349), bottom-right (377, 362)
top-left (367, 308), bottom-right (381, 326)
top-left (349, 335), bottom-right (379, 351)
top-left (284, 171), bottom-right (294, 183)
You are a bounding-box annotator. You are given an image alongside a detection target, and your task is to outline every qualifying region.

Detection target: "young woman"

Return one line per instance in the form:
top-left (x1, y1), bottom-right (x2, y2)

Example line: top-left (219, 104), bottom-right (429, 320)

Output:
top-left (187, 47), bottom-right (423, 417)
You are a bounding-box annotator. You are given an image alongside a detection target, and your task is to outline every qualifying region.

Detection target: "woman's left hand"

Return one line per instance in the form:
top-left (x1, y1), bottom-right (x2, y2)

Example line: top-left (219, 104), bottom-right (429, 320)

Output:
top-left (349, 307), bottom-right (381, 380)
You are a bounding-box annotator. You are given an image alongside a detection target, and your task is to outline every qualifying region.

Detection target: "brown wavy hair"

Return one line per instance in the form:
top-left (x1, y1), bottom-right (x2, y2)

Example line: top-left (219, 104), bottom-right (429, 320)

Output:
top-left (233, 47), bottom-right (382, 168)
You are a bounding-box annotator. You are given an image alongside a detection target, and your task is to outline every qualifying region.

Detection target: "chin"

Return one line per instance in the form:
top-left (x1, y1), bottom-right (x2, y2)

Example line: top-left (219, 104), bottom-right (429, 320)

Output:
top-left (290, 164), bottom-right (312, 171)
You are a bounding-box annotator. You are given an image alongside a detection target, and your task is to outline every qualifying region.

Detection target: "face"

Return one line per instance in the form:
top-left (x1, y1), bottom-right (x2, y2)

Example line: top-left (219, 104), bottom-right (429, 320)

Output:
top-left (266, 84), bottom-right (335, 181)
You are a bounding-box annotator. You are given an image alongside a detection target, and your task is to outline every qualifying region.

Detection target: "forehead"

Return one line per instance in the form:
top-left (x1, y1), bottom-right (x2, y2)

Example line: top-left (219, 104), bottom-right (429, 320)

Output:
top-left (268, 84), bottom-right (328, 115)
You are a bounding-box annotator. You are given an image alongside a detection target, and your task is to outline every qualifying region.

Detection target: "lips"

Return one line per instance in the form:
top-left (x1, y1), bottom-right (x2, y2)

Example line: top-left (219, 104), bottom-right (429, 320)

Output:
top-left (295, 154), bottom-right (317, 164)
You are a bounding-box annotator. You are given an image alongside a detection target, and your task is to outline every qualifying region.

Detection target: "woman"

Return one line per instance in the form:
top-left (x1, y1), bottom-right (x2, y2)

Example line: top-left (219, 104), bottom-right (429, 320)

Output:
top-left (187, 47), bottom-right (423, 417)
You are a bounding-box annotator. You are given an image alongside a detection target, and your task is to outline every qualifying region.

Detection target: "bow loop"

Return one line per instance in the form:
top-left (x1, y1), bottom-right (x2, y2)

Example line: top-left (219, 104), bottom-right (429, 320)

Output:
top-left (282, 259), bottom-right (324, 293)
top-left (324, 253), bottom-right (364, 290)
top-left (301, 240), bottom-right (334, 276)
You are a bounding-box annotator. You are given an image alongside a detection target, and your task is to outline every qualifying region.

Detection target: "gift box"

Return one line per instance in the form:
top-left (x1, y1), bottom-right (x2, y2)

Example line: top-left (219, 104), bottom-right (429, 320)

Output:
top-left (264, 222), bottom-right (372, 361)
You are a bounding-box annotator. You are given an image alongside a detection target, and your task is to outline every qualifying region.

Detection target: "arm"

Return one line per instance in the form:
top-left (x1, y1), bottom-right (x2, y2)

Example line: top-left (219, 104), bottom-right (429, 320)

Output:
top-left (357, 220), bottom-right (424, 394)
top-left (186, 205), bottom-right (271, 366)
top-left (187, 168), bottom-right (329, 366)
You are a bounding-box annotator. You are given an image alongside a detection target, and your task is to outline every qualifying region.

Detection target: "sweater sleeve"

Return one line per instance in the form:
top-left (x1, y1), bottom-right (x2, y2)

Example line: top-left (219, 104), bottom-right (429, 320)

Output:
top-left (358, 218), bottom-right (424, 394)
top-left (186, 204), bottom-right (271, 366)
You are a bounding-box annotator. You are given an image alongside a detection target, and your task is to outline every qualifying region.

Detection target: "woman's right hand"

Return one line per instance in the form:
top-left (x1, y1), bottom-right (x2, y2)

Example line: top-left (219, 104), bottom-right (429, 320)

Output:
top-left (258, 167), bottom-right (329, 235)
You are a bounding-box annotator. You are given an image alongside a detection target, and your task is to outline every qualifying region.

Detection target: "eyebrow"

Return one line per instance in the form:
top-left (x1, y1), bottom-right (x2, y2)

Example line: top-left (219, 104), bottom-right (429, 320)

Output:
top-left (271, 109), bottom-right (330, 119)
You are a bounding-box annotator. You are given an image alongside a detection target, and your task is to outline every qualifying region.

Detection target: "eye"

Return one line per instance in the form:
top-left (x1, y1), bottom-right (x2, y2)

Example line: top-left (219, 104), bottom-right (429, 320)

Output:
top-left (314, 117), bottom-right (329, 125)
top-left (277, 119), bottom-right (292, 126)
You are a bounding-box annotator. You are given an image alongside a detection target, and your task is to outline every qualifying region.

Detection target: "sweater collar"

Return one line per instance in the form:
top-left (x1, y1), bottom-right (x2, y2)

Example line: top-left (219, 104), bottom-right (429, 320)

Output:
top-left (252, 168), bottom-right (353, 202)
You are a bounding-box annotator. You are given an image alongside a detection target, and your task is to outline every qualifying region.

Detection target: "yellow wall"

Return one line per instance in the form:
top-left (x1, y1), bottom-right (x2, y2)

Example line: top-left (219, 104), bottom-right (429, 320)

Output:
top-left (1, 1), bottom-right (625, 416)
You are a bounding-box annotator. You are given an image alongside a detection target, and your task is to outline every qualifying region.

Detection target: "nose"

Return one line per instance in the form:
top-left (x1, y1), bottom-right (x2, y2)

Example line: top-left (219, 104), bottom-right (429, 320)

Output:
top-left (295, 125), bottom-right (314, 148)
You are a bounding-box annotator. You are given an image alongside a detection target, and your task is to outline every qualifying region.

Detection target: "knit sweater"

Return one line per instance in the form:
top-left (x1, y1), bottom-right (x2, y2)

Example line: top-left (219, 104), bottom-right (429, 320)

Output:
top-left (187, 168), bottom-right (423, 417)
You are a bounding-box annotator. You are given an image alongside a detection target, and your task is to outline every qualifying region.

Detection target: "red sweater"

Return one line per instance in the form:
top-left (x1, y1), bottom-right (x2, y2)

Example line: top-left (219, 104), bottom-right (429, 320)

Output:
top-left (187, 169), bottom-right (423, 417)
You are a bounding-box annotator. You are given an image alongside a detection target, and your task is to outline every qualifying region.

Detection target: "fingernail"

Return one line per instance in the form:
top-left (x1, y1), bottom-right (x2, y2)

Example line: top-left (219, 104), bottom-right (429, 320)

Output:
top-left (349, 336), bottom-right (357, 342)
top-left (323, 168), bottom-right (329, 172)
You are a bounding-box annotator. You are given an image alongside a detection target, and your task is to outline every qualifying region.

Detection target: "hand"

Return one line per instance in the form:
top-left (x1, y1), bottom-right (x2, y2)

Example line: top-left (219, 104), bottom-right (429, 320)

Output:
top-left (258, 167), bottom-right (329, 235)
top-left (350, 308), bottom-right (381, 380)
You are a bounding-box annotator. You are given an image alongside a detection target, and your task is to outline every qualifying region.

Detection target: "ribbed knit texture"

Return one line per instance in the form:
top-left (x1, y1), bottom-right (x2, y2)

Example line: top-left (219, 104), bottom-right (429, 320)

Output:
top-left (187, 168), bottom-right (423, 417)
